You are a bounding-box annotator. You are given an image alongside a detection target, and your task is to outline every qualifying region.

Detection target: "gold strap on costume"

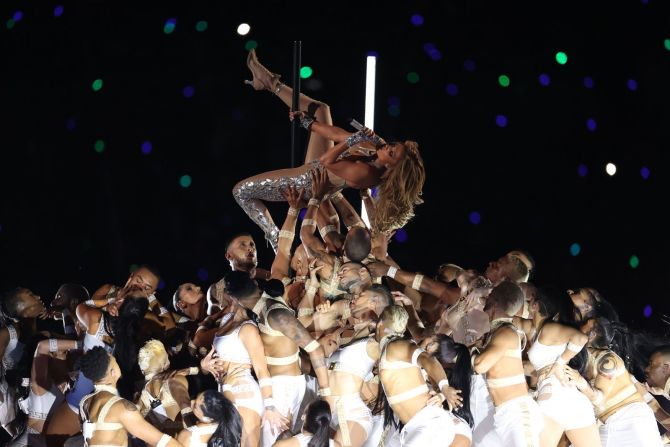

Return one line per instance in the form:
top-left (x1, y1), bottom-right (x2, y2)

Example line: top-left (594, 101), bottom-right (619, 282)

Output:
top-left (486, 374), bottom-right (526, 389)
top-left (387, 384), bottom-right (429, 405)
top-left (411, 274), bottom-right (424, 291)
top-left (336, 396), bottom-right (352, 447)
top-left (301, 218), bottom-right (316, 228)
top-left (602, 384), bottom-right (638, 410)
top-left (279, 230), bottom-right (294, 239)
top-left (281, 277), bottom-right (293, 286)
top-left (287, 207), bottom-right (298, 216)
top-left (304, 340), bottom-right (320, 353)
top-left (265, 351), bottom-right (300, 365)
top-left (346, 221), bottom-right (366, 230)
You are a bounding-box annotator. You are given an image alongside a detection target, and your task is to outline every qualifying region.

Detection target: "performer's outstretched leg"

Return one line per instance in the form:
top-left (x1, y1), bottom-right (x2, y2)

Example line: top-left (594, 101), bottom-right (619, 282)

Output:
top-left (245, 49), bottom-right (334, 163)
top-left (233, 164), bottom-right (320, 253)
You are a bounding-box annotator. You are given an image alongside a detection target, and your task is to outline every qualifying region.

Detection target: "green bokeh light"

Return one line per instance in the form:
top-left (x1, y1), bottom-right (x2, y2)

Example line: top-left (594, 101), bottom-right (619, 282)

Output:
top-left (92, 79), bottom-right (103, 92)
top-left (94, 140), bottom-right (105, 153)
top-left (300, 66), bottom-right (313, 79)
top-left (7, 19), bottom-right (15, 30)
top-left (245, 40), bottom-right (258, 51)
top-left (407, 72), bottom-right (420, 84)
top-left (195, 21), bottom-right (208, 32)
top-left (664, 39), bottom-right (670, 51)
top-left (498, 75), bottom-right (510, 87)
top-left (180, 175), bottom-right (192, 188)
top-left (629, 255), bottom-right (640, 269)
top-left (555, 51), bottom-right (568, 65)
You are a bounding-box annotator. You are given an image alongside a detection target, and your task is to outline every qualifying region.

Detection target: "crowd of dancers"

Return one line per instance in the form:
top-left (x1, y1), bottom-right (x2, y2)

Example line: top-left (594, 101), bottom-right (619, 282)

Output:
top-left (1, 49), bottom-right (670, 447)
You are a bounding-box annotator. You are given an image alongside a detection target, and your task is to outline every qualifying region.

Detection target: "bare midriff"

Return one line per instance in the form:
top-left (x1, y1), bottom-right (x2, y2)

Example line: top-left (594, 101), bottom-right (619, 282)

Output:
top-left (379, 367), bottom-right (430, 425)
top-left (486, 356), bottom-right (528, 407)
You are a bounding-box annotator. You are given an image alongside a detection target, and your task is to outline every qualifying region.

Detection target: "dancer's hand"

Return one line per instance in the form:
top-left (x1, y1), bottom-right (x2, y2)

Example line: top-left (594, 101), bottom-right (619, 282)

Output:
top-left (392, 291), bottom-right (413, 307)
top-left (361, 126), bottom-right (387, 148)
top-left (366, 261), bottom-right (391, 278)
top-left (262, 408), bottom-right (290, 436)
top-left (310, 167), bottom-right (329, 201)
top-left (284, 184), bottom-right (306, 210)
top-left (200, 347), bottom-right (226, 379)
top-left (563, 365), bottom-right (590, 391)
top-left (308, 259), bottom-right (324, 284)
top-left (443, 386), bottom-right (463, 412)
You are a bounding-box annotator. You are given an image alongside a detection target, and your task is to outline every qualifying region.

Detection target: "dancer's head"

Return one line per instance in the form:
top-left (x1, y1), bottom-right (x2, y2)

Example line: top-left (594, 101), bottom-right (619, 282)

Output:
top-left (225, 233), bottom-right (258, 272)
top-left (351, 284), bottom-right (393, 319)
top-left (52, 283), bottom-right (89, 312)
top-left (435, 334), bottom-right (474, 426)
top-left (111, 297), bottom-right (149, 380)
top-left (79, 347), bottom-right (121, 385)
top-left (301, 399), bottom-right (331, 446)
top-left (568, 287), bottom-right (618, 322)
top-left (0, 287), bottom-right (45, 321)
top-left (337, 262), bottom-right (372, 294)
top-left (435, 263), bottom-right (464, 284)
top-left (138, 339), bottom-right (170, 379)
top-left (343, 227), bottom-right (371, 262)
top-left (173, 282), bottom-right (205, 317)
top-left (373, 140), bottom-right (425, 233)
top-left (531, 286), bottom-right (580, 327)
top-left (645, 345), bottom-right (670, 389)
top-left (484, 251), bottom-right (532, 284)
top-left (125, 264), bottom-right (160, 295)
top-left (484, 280), bottom-right (524, 318)
top-left (191, 390), bottom-right (242, 447)
top-left (375, 304), bottom-right (409, 342)
top-left (223, 271), bottom-right (262, 309)
top-left (290, 244), bottom-right (310, 277)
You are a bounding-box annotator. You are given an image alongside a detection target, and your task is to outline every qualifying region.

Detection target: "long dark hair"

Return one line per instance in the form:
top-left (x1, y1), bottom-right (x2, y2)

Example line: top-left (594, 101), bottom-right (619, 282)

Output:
top-left (201, 390), bottom-right (242, 447)
top-left (304, 399), bottom-right (331, 447)
top-left (435, 335), bottom-right (473, 426)
top-left (535, 286), bottom-right (587, 372)
top-left (105, 297), bottom-right (148, 398)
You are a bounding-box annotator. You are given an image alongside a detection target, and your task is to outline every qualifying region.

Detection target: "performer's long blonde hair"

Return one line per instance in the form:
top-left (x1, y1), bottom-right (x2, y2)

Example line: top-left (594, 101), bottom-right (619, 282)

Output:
top-left (373, 141), bottom-right (425, 233)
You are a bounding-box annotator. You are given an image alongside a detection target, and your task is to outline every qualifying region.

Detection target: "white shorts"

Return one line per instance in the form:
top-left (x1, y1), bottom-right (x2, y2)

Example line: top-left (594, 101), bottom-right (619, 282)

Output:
top-left (221, 373), bottom-right (264, 417)
top-left (599, 401), bottom-right (662, 447)
top-left (383, 405), bottom-right (455, 447)
top-left (260, 374), bottom-right (306, 447)
top-left (536, 376), bottom-right (596, 430)
top-left (493, 395), bottom-right (544, 447)
top-left (362, 414), bottom-right (385, 447)
top-left (0, 377), bottom-right (16, 428)
top-left (470, 374), bottom-right (503, 446)
top-left (330, 393), bottom-right (373, 437)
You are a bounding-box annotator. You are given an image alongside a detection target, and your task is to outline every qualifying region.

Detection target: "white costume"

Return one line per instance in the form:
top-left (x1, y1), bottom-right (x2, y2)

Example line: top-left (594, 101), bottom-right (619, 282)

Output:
top-left (599, 401), bottom-right (662, 446)
top-left (527, 333), bottom-right (596, 430)
top-left (214, 320), bottom-right (264, 417)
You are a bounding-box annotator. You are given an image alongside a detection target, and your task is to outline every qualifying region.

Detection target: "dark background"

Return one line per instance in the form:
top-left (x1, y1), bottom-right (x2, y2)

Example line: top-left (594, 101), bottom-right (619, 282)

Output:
top-left (1, 1), bottom-right (668, 334)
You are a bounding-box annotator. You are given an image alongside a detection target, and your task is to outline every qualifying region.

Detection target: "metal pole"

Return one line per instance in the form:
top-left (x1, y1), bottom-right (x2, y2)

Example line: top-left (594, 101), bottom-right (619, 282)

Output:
top-left (291, 41), bottom-right (302, 167)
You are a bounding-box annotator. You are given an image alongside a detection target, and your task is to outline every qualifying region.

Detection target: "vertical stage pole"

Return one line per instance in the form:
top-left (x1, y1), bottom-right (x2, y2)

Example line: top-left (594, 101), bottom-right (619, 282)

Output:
top-left (361, 54), bottom-right (377, 227)
top-left (291, 41), bottom-right (302, 167)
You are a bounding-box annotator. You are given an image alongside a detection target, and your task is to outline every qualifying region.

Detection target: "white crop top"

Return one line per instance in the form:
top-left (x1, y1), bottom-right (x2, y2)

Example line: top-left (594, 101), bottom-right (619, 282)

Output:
top-left (83, 314), bottom-right (112, 353)
top-left (328, 337), bottom-right (376, 379)
top-left (213, 320), bottom-right (256, 364)
top-left (527, 335), bottom-right (567, 370)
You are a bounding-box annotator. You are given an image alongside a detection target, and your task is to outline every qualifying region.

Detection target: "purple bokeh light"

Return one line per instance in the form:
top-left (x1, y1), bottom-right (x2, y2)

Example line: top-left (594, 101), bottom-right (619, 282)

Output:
top-left (469, 211), bottom-right (481, 225)
top-left (464, 59), bottom-right (476, 72)
top-left (538, 73), bottom-right (551, 86)
top-left (627, 79), bottom-right (638, 91)
top-left (66, 118), bottom-right (76, 131)
top-left (577, 164), bottom-right (588, 177)
top-left (495, 114), bottom-right (508, 127)
top-left (141, 141), bottom-right (152, 155)
top-left (583, 76), bottom-right (594, 89)
top-left (643, 305), bottom-right (652, 318)
top-left (394, 229), bottom-right (408, 243)
top-left (446, 83), bottom-right (459, 96)
top-left (182, 85), bottom-right (195, 98)
top-left (640, 166), bottom-right (650, 179)
top-left (586, 118), bottom-right (597, 132)
top-left (54, 5), bottom-right (64, 17)
top-left (410, 14), bottom-right (424, 26)
top-left (197, 268), bottom-right (209, 282)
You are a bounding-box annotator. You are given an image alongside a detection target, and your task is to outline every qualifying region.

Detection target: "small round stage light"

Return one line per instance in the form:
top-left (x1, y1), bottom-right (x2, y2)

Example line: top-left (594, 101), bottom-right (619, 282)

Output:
top-left (164, 18), bottom-right (177, 34)
top-left (606, 163), bottom-right (616, 176)
top-left (92, 79), bottom-right (104, 91)
top-left (300, 66), bottom-right (313, 79)
top-left (629, 255), bottom-right (640, 269)
top-left (237, 23), bottom-right (251, 35)
top-left (498, 75), bottom-right (510, 87)
top-left (496, 115), bottom-right (508, 127)
top-left (577, 164), bottom-right (588, 177)
top-left (570, 243), bottom-right (581, 256)
top-left (538, 74), bottom-right (551, 86)
top-left (469, 211), bottom-right (481, 225)
top-left (555, 51), bottom-right (568, 65)
top-left (640, 166), bottom-right (650, 179)
top-left (196, 21), bottom-right (208, 32)
top-left (94, 140), bottom-right (105, 153)
top-left (180, 175), bottom-right (192, 188)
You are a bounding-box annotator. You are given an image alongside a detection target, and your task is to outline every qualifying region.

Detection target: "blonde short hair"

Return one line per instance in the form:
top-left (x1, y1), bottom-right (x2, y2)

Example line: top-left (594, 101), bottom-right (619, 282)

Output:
top-left (138, 339), bottom-right (169, 378)
top-left (381, 304), bottom-right (409, 335)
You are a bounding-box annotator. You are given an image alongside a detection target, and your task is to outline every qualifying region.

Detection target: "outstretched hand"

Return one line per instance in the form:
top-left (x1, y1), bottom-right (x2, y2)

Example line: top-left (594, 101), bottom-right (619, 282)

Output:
top-left (283, 184), bottom-right (306, 210)
top-left (310, 167), bottom-right (329, 201)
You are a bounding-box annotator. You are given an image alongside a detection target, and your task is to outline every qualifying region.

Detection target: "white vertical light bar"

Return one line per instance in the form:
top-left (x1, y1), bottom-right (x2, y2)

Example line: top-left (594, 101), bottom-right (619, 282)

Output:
top-left (361, 55), bottom-right (376, 228)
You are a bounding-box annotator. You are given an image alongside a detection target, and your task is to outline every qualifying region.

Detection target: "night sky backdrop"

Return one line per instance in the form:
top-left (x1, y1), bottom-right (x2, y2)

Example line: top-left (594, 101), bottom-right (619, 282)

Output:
top-left (2, 1), bottom-right (669, 333)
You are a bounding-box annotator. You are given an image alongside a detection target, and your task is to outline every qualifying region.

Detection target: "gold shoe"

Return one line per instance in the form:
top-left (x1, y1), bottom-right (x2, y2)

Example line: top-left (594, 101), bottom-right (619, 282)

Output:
top-left (244, 49), bottom-right (281, 91)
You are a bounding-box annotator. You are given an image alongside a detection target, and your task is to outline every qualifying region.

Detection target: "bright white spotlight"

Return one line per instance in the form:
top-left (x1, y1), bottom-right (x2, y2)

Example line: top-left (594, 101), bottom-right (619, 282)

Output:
top-left (606, 163), bottom-right (617, 176)
top-left (361, 55), bottom-right (377, 228)
top-left (237, 23), bottom-right (251, 35)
